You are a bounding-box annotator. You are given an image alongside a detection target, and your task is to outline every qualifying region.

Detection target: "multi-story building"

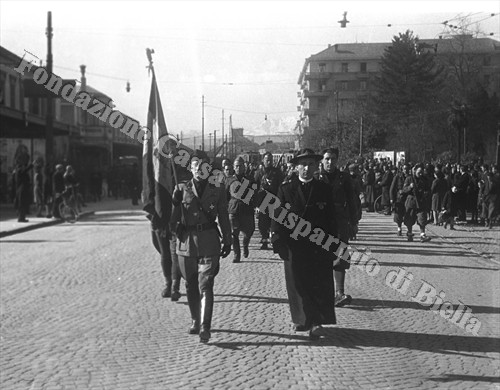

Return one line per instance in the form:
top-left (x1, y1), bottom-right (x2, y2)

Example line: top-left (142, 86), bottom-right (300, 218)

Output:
top-left (0, 46), bottom-right (142, 202)
top-left (297, 36), bottom-right (500, 145)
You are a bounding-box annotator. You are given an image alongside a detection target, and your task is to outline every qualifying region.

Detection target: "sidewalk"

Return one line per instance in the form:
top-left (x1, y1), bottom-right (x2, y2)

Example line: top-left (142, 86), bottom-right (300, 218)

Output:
top-left (0, 198), bottom-right (143, 238)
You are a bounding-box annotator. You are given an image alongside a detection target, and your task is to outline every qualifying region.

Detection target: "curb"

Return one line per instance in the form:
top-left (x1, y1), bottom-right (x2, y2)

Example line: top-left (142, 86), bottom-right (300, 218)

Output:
top-left (0, 211), bottom-right (95, 239)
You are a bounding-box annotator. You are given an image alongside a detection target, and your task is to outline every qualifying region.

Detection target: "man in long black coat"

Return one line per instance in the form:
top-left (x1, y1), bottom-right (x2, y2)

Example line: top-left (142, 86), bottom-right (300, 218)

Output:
top-left (14, 161), bottom-right (33, 222)
top-left (271, 149), bottom-right (337, 340)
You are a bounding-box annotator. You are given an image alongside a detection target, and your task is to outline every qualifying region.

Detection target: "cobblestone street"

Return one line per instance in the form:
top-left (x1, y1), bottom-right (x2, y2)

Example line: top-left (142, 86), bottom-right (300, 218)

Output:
top-left (1, 207), bottom-right (499, 389)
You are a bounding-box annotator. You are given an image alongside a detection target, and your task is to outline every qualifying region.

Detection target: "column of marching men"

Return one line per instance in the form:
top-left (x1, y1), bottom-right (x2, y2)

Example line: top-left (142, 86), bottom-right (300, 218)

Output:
top-left (145, 148), bottom-right (499, 343)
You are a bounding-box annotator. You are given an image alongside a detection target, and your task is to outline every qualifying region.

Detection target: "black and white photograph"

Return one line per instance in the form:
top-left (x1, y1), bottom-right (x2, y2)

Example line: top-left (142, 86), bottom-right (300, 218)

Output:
top-left (1, 1), bottom-right (499, 389)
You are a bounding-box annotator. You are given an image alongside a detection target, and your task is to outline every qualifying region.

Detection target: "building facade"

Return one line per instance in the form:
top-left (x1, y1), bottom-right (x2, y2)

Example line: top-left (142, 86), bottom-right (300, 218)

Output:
top-left (297, 36), bottom-right (500, 148)
top-left (0, 46), bottom-right (142, 202)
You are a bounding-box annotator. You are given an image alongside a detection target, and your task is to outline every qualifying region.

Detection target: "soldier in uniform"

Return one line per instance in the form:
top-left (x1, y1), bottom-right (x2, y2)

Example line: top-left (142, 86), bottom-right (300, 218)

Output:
top-left (271, 149), bottom-right (337, 340)
top-left (171, 150), bottom-right (232, 343)
top-left (225, 156), bottom-right (256, 263)
top-left (254, 152), bottom-right (283, 249)
top-left (402, 164), bottom-right (432, 242)
top-left (319, 148), bottom-right (358, 307)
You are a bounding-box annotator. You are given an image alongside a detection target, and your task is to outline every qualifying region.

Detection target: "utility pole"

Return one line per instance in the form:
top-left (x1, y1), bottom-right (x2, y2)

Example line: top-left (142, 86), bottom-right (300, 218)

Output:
top-left (193, 135), bottom-right (196, 151)
top-left (213, 130), bottom-right (217, 159)
top-left (201, 95), bottom-right (205, 151)
top-left (45, 11), bottom-right (54, 167)
top-left (221, 109), bottom-right (225, 157)
top-left (229, 114), bottom-right (233, 158)
top-left (209, 133), bottom-right (212, 155)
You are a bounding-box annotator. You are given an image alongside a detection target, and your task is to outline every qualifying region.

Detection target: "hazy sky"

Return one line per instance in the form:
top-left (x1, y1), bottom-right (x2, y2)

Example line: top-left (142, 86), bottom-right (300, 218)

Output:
top-left (1, 1), bottom-right (499, 144)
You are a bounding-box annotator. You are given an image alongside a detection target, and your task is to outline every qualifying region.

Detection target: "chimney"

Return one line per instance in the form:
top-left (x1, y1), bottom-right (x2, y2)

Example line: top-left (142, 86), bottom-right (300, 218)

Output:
top-left (80, 65), bottom-right (86, 91)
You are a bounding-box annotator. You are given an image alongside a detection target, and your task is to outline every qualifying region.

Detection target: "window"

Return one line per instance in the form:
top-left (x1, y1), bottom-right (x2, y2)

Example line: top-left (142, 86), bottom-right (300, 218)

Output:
top-left (483, 56), bottom-right (491, 66)
top-left (341, 63), bottom-right (348, 73)
top-left (9, 75), bottom-right (17, 109)
top-left (360, 62), bottom-right (367, 73)
top-left (341, 81), bottom-right (348, 91)
top-left (319, 63), bottom-right (326, 72)
top-left (360, 80), bottom-right (367, 90)
top-left (0, 71), bottom-right (6, 105)
top-left (30, 97), bottom-right (40, 116)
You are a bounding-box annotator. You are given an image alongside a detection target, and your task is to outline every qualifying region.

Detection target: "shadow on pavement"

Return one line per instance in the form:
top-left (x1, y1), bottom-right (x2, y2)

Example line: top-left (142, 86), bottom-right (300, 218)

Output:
top-left (347, 298), bottom-right (500, 314)
top-left (376, 261), bottom-right (498, 271)
top-left (210, 327), bottom-right (500, 356)
top-left (215, 293), bottom-right (288, 304)
top-left (0, 239), bottom-right (74, 243)
top-left (428, 374), bottom-right (500, 383)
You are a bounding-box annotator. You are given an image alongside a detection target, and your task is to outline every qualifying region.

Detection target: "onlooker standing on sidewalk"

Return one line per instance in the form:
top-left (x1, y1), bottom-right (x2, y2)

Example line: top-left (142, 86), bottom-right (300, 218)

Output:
top-left (431, 169), bottom-right (448, 225)
top-left (33, 162), bottom-right (44, 217)
top-left (380, 163), bottom-right (394, 215)
top-left (43, 165), bottom-right (53, 218)
top-left (14, 159), bottom-right (33, 223)
top-left (453, 164), bottom-right (470, 222)
top-left (482, 164), bottom-right (499, 229)
top-left (52, 164), bottom-right (65, 219)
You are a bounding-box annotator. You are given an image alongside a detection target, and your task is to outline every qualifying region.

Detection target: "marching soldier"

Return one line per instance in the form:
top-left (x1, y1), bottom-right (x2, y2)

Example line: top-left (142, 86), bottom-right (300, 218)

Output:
top-left (271, 149), bottom-right (337, 340)
top-left (319, 148), bottom-right (358, 307)
top-left (254, 152), bottom-right (283, 249)
top-left (171, 150), bottom-right (232, 343)
top-left (225, 156), bottom-right (256, 263)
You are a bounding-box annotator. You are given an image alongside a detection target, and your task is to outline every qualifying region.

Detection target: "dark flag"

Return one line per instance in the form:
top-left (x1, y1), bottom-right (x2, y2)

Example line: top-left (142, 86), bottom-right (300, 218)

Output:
top-left (142, 68), bottom-right (175, 230)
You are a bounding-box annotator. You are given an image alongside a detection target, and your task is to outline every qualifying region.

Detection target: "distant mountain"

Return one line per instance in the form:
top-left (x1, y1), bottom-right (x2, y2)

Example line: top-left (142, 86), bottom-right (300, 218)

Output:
top-left (247, 116), bottom-right (298, 136)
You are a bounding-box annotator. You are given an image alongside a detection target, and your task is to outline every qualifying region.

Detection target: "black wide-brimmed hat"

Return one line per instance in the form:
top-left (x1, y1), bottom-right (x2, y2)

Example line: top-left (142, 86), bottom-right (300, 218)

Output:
top-left (290, 148), bottom-right (323, 164)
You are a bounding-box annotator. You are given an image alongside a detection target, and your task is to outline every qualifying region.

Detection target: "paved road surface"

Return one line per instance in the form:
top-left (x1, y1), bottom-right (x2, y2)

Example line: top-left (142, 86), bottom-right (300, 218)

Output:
top-left (1, 208), bottom-right (499, 389)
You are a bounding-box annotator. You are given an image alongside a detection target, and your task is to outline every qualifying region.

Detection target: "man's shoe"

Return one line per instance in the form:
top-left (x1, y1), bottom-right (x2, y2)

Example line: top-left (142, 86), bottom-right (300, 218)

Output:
top-left (171, 291), bottom-right (181, 302)
top-left (161, 286), bottom-right (171, 298)
top-left (293, 324), bottom-right (309, 332)
top-left (199, 326), bottom-right (211, 343)
top-left (232, 254), bottom-right (241, 263)
top-left (308, 325), bottom-right (322, 340)
top-left (243, 246), bottom-right (249, 258)
top-left (335, 293), bottom-right (352, 307)
top-left (188, 321), bottom-right (200, 335)
top-left (420, 235), bottom-right (431, 243)
top-left (17, 218), bottom-right (29, 223)
top-left (260, 242), bottom-right (269, 250)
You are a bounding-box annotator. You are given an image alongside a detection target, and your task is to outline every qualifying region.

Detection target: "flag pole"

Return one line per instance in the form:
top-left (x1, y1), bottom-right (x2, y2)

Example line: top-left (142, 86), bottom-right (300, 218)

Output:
top-left (145, 48), bottom-right (184, 229)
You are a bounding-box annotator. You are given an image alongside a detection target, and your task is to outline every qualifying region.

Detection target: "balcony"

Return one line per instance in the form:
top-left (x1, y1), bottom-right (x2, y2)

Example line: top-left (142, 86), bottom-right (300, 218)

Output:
top-left (304, 90), bottom-right (331, 98)
top-left (304, 71), bottom-right (332, 80)
top-left (304, 108), bottom-right (320, 115)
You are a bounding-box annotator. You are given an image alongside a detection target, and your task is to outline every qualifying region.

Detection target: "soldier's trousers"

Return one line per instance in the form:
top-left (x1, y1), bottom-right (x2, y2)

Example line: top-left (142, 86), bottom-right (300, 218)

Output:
top-left (152, 230), bottom-right (180, 292)
top-left (257, 211), bottom-right (272, 240)
top-left (230, 212), bottom-right (255, 254)
top-left (178, 255), bottom-right (220, 329)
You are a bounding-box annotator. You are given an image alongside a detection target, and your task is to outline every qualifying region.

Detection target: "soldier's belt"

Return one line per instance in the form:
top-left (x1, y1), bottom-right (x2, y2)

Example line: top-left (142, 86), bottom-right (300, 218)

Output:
top-left (185, 222), bottom-right (217, 232)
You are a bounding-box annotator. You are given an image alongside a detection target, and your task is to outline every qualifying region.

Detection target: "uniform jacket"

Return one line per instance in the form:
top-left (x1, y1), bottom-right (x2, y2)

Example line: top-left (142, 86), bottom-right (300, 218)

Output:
top-left (402, 174), bottom-right (431, 212)
top-left (225, 174), bottom-right (256, 215)
top-left (171, 179), bottom-right (231, 257)
top-left (390, 172), bottom-right (406, 203)
top-left (318, 169), bottom-right (358, 239)
top-left (271, 176), bottom-right (336, 254)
